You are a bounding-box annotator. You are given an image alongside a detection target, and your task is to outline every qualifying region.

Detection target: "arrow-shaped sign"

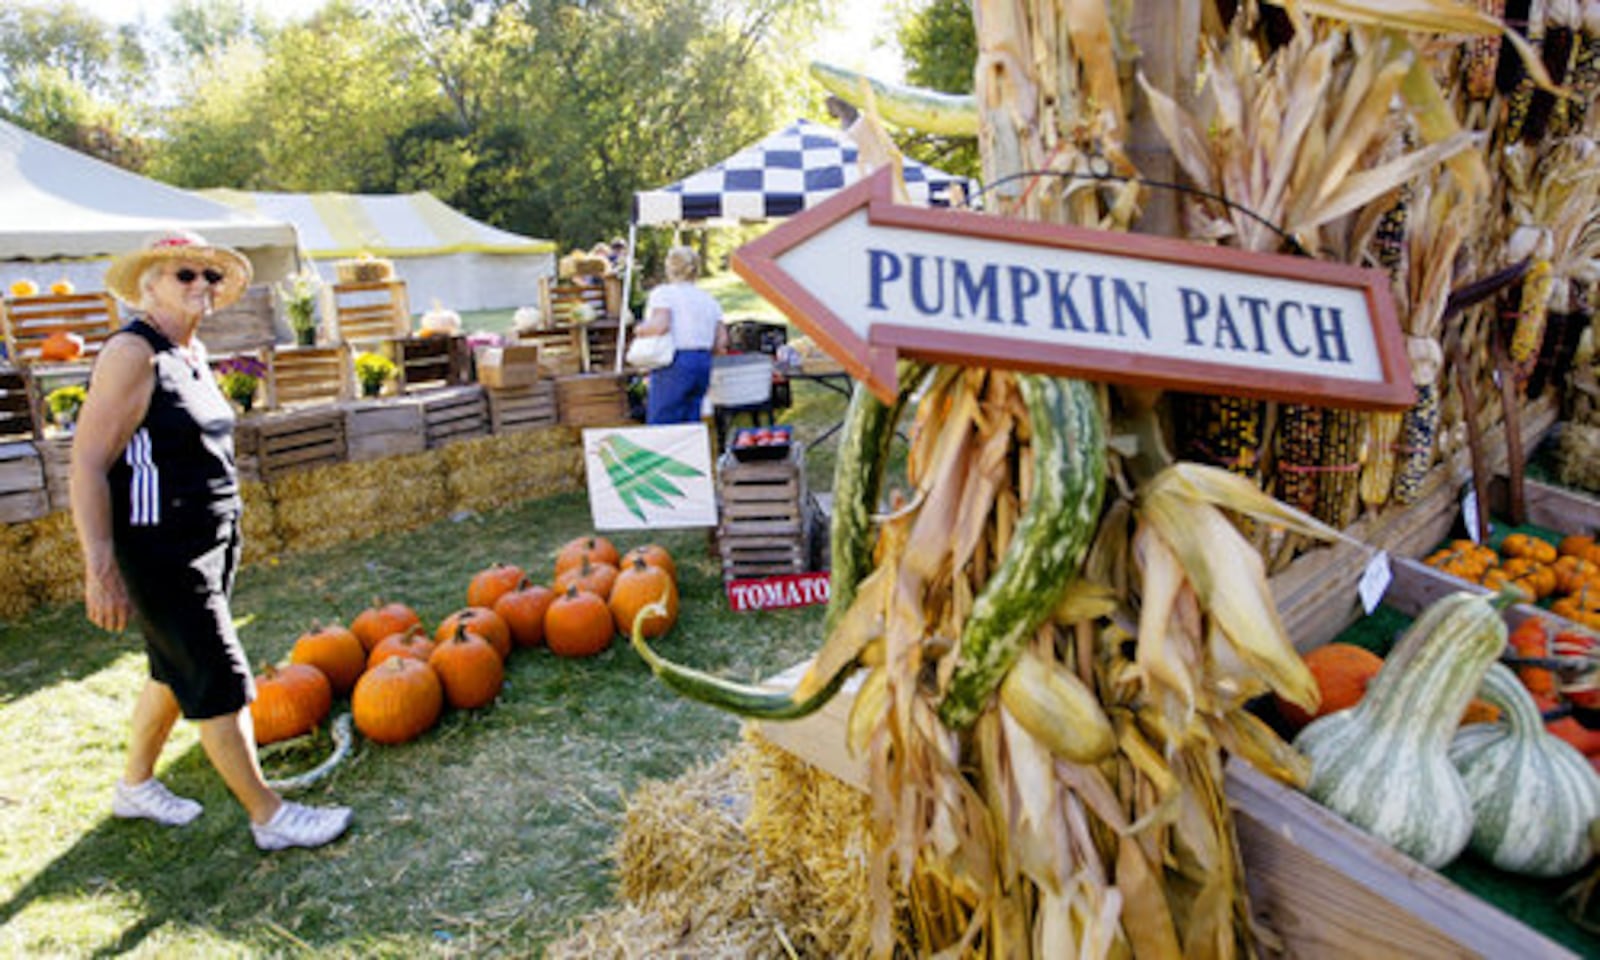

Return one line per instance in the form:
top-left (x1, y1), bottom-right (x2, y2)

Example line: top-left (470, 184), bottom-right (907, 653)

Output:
top-left (733, 168), bottom-right (1413, 410)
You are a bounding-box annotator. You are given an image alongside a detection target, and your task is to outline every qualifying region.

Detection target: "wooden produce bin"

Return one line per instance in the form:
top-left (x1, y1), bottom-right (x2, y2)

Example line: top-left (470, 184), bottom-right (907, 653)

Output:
top-left (197, 284), bottom-right (276, 354)
top-left (265, 345), bottom-right (350, 409)
top-left (555, 373), bottom-right (630, 426)
top-left (36, 435), bottom-right (72, 514)
top-left (342, 398), bottom-right (426, 462)
top-left (234, 407), bottom-right (347, 483)
top-left (0, 292), bottom-right (120, 364)
top-left (392, 335), bottom-right (471, 393)
top-left (411, 384), bottom-right (487, 449)
top-left (517, 327), bottom-right (586, 378)
top-left (0, 366), bottom-right (39, 442)
top-left (715, 448), bottom-right (810, 581)
top-left (487, 381), bottom-right (558, 434)
top-left (330, 280), bottom-right (410, 344)
top-left (0, 440), bottom-right (48, 524)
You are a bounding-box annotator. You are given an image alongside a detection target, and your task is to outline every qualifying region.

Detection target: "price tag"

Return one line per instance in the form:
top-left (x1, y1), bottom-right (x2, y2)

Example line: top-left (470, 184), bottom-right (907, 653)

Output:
top-left (1359, 551), bottom-right (1393, 615)
top-left (1462, 485), bottom-right (1482, 543)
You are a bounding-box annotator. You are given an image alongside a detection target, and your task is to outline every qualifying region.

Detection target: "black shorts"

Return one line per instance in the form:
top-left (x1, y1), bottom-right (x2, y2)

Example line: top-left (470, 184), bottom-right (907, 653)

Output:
top-left (115, 512), bottom-right (254, 720)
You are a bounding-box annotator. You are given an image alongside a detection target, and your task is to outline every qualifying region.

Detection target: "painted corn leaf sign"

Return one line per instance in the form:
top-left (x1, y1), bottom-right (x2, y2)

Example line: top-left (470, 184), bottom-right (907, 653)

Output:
top-left (583, 425), bottom-right (717, 530)
top-left (733, 168), bottom-right (1413, 410)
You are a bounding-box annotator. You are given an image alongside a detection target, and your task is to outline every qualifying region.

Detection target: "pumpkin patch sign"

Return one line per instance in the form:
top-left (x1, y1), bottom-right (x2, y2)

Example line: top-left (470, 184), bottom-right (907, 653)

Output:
top-left (582, 424), bottom-right (717, 530)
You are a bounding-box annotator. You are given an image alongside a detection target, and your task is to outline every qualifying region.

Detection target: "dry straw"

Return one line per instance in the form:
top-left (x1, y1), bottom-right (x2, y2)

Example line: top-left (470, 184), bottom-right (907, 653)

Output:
top-left (441, 427), bottom-right (584, 513)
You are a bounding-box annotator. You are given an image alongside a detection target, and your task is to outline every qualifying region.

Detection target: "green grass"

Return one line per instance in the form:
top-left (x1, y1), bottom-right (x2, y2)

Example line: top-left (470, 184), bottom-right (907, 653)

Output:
top-left (0, 491), bottom-right (833, 956)
top-left (700, 273), bottom-right (786, 322)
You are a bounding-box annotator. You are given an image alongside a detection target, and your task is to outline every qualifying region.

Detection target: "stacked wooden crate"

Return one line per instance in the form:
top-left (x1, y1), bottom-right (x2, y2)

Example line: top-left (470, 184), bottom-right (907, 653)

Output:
top-left (392, 335), bottom-right (471, 393)
top-left (556, 373), bottom-right (630, 426)
top-left (414, 384), bottom-right (488, 448)
top-left (487, 382), bottom-right (559, 434)
top-left (516, 327), bottom-right (586, 378)
top-left (342, 399), bottom-right (426, 462)
top-left (234, 407), bottom-right (347, 483)
top-left (265, 345), bottom-right (349, 408)
top-left (0, 365), bottom-right (46, 523)
top-left (330, 280), bottom-right (410, 343)
top-left (715, 447), bottom-right (810, 581)
top-left (0, 292), bottom-right (120, 364)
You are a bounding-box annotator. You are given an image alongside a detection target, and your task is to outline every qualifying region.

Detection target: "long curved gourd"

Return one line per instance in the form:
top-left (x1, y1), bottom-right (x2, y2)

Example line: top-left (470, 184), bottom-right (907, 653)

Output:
top-left (809, 61), bottom-right (978, 137)
top-left (1450, 662), bottom-right (1600, 876)
top-left (823, 361), bottom-right (926, 639)
top-left (1294, 591), bottom-right (1510, 869)
top-left (937, 375), bottom-right (1107, 729)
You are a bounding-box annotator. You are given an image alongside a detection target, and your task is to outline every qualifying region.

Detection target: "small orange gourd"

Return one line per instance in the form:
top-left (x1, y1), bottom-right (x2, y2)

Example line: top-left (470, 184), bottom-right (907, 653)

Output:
top-left (545, 586), bottom-right (615, 657)
top-left (1274, 642), bottom-right (1384, 733)
top-left (289, 622), bottom-right (367, 695)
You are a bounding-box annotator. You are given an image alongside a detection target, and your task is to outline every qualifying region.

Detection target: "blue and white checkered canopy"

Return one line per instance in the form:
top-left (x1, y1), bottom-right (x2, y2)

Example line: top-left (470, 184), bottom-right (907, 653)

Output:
top-left (632, 119), bottom-right (971, 226)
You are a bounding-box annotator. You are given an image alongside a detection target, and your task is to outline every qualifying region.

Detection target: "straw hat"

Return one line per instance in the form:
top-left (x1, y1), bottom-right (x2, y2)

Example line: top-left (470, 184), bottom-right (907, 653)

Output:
top-left (104, 229), bottom-right (252, 310)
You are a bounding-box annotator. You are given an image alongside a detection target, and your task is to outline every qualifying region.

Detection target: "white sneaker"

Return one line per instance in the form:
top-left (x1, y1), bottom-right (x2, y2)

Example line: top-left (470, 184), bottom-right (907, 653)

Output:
top-left (251, 800), bottom-right (352, 851)
top-left (112, 778), bottom-right (203, 827)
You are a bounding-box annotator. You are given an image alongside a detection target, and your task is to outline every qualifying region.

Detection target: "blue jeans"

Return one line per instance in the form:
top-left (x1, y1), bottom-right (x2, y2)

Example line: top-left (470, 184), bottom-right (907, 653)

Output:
top-left (647, 350), bottom-right (712, 424)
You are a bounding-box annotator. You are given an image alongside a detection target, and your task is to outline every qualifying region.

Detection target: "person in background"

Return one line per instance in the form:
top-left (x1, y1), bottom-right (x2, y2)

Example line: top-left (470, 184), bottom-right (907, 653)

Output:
top-left (635, 245), bottom-right (728, 424)
top-left (72, 230), bottom-right (352, 851)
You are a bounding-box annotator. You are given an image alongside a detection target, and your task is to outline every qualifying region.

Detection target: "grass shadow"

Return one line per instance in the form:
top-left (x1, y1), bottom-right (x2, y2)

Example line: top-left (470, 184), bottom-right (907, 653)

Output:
top-left (0, 599), bottom-right (131, 705)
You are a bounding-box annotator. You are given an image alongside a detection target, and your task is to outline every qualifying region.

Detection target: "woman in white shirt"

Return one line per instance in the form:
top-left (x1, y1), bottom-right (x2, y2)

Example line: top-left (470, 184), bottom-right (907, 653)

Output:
top-left (634, 246), bottom-right (728, 423)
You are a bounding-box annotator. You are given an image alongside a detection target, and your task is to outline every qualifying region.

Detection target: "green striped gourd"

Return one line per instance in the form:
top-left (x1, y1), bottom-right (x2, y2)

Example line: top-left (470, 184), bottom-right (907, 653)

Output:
top-left (1450, 662), bottom-right (1600, 877)
top-left (1293, 591), bottom-right (1508, 869)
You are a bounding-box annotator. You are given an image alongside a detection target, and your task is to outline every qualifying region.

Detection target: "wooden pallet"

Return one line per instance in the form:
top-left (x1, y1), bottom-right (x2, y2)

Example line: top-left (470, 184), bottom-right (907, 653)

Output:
top-left (234, 407), bottom-right (347, 482)
top-left (487, 381), bottom-right (559, 434)
top-left (0, 292), bottom-right (120, 364)
top-left (0, 366), bottom-right (39, 441)
top-left (392, 335), bottom-right (471, 393)
top-left (0, 439), bottom-right (49, 523)
top-left (342, 398), bottom-right (427, 462)
top-left (414, 384), bottom-right (488, 448)
top-left (331, 280), bottom-right (410, 343)
top-left (266, 345), bottom-right (350, 408)
top-left (556, 373), bottom-right (630, 426)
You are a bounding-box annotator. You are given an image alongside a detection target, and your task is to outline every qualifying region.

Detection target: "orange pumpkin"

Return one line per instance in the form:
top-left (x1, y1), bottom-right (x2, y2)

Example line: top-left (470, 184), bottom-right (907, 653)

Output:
top-left (249, 663), bottom-right (332, 745)
top-left (350, 599), bottom-right (421, 652)
top-left (1560, 535), bottom-right (1600, 566)
top-left (493, 579), bottom-right (555, 648)
top-left (555, 558), bottom-right (618, 600)
top-left (352, 656), bottom-right (443, 744)
top-left (545, 586), bottom-right (615, 657)
top-left (367, 625), bottom-right (438, 670)
top-left (289, 622), bottom-right (366, 695)
top-left (428, 624), bottom-right (504, 709)
top-left (1274, 643), bottom-right (1384, 733)
top-left (1501, 532), bottom-right (1558, 565)
top-left (38, 330), bottom-right (84, 362)
top-left (554, 535), bottom-right (620, 576)
top-left (1498, 557), bottom-right (1557, 599)
top-left (1459, 698), bottom-right (1501, 725)
top-left (467, 562), bottom-right (526, 609)
top-left (608, 557), bottom-right (679, 639)
top-left (1553, 556), bottom-right (1600, 595)
top-left (621, 544), bottom-right (677, 582)
top-left (434, 607), bottom-right (511, 660)
top-left (49, 278), bottom-right (74, 296)
top-left (1508, 616), bottom-right (1555, 697)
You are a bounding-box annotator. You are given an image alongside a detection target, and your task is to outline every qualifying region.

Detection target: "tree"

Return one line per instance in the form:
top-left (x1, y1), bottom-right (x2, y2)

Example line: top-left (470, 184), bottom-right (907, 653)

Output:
top-left (894, 0), bottom-right (979, 181)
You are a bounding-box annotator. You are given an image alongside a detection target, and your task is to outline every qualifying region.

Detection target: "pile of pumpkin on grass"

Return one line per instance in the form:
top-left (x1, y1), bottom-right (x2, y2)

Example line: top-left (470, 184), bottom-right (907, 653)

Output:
top-left (250, 535), bottom-right (679, 747)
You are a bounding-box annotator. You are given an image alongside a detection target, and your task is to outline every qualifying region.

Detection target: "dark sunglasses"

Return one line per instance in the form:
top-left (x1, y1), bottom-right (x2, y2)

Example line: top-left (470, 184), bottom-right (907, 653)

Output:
top-left (174, 267), bottom-right (225, 286)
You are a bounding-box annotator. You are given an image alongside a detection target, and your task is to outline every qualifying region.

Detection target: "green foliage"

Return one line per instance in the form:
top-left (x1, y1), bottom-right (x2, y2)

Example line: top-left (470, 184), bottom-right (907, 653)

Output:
top-left (894, 0), bottom-right (979, 181)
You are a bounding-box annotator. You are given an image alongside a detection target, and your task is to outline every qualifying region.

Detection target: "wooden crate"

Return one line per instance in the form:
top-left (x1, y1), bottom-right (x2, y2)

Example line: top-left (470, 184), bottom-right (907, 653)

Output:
top-left (234, 407), bottom-right (347, 482)
top-left (487, 381), bottom-right (559, 434)
top-left (265, 345), bottom-right (350, 409)
top-left (0, 366), bottom-right (40, 441)
top-left (555, 373), bottom-right (630, 426)
top-left (0, 439), bottom-right (49, 523)
top-left (413, 384), bottom-right (487, 448)
top-left (331, 280), bottom-right (410, 343)
top-left (0, 292), bottom-right (120, 364)
top-left (342, 398), bottom-right (426, 462)
top-left (197, 284), bottom-right (276, 354)
top-left (717, 450), bottom-right (810, 580)
top-left (391, 335), bottom-right (471, 393)
top-left (540, 279), bottom-right (608, 326)
top-left (585, 318), bottom-right (622, 372)
top-left (517, 327), bottom-right (586, 378)
top-left (35, 435), bottom-right (73, 513)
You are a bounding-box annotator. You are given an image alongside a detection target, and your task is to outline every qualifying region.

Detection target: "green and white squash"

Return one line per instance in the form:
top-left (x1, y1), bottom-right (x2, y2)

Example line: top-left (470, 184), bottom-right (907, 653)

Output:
top-left (1293, 591), bottom-right (1508, 869)
top-left (1449, 662), bottom-right (1600, 877)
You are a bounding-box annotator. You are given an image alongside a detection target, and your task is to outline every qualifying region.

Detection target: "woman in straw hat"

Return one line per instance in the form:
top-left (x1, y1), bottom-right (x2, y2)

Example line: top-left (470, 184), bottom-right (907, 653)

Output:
top-left (71, 230), bottom-right (351, 851)
top-left (634, 245), bottom-right (728, 424)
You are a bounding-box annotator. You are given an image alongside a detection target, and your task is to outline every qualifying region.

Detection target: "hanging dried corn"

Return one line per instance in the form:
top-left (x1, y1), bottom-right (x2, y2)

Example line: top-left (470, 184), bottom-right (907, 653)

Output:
top-left (1500, 0), bottom-right (1547, 142)
top-left (1567, 0), bottom-right (1600, 133)
top-left (1397, 337), bottom-right (1446, 502)
top-left (1359, 410), bottom-right (1406, 506)
top-left (1526, 0), bottom-right (1579, 139)
top-left (1275, 404), bottom-right (1324, 514)
top-left (1467, 0), bottom-right (1511, 98)
top-left (1315, 408), bottom-right (1366, 528)
top-left (1510, 259), bottom-right (1555, 382)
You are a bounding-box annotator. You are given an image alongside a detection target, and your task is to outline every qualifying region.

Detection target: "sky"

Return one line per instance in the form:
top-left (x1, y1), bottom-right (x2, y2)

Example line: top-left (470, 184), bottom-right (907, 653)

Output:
top-left (67, 0), bottom-right (906, 81)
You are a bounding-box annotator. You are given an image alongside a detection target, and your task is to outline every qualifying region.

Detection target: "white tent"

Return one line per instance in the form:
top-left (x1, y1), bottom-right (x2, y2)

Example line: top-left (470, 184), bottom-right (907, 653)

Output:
top-left (201, 189), bottom-right (557, 313)
top-left (0, 118), bottom-right (300, 292)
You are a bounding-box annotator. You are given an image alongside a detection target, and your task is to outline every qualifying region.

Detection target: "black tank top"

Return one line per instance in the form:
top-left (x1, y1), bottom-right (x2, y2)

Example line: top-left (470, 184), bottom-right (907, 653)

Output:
top-left (107, 318), bottom-right (240, 530)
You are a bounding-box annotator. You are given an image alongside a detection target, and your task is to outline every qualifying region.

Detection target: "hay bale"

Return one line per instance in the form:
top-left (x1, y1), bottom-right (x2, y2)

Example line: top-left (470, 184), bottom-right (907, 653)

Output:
top-left (24, 510), bottom-right (81, 606)
top-left (442, 428), bottom-right (583, 514)
top-left (0, 520), bottom-right (38, 621)
top-left (547, 735), bottom-right (882, 959)
top-left (239, 481), bottom-right (281, 564)
top-left (268, 451), bottom-right (450, 553)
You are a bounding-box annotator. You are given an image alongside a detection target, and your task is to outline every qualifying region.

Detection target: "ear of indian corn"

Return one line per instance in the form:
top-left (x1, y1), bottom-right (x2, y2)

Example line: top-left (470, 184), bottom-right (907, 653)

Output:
top-left (1275, 404), bottom-right (1324, 515)
top-left (1316, 409), bottom-right (1365, 529)
top-left (1511, 259), bottom-right (1555, 381)
top-left (1467, 0), bottom-right (1510, 98)
top-left (1359, 411), bottom-right (1405, 507)
top-left (1566, 0), bottom-right (1600, 132)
